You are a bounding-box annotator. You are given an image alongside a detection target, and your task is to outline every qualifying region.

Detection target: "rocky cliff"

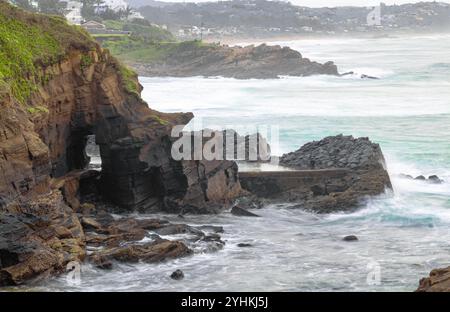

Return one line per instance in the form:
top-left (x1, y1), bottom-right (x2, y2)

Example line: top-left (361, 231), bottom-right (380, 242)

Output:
top-left (127, 42), bottom-right (339, 79)
top-left (0, 2), bottom-right (242, 285)
top-left (0, 2), bottom-right (242, 215)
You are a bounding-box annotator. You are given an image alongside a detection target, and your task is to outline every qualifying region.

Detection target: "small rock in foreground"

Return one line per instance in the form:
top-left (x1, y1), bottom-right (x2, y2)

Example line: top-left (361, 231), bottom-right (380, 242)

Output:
top-left (171, 270), bottom-right (185, 280)
top-left (343, 235), bottom-right (359, 242)
top-left (231, 206), bottom-right (260, 217)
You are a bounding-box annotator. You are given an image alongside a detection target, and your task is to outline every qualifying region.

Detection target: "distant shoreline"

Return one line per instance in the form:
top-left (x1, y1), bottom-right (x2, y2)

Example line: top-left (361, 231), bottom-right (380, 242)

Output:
top-left (202, 31), bottom-right (450, 46)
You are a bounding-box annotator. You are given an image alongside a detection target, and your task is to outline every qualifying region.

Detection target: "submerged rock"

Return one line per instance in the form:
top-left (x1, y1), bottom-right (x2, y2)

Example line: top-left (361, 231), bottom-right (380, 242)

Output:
top-left (400, 174), bottom-right (444, 184)
top-left (343, 235), bottom-right (359, 242)
top-left (231, 206), bottom-right (260, 217)
top-left (428, 175), bottom-right (444, 184)
top-left (89, 240), bottom-right (192, 265)
top-left (170, 269), bottom-right (185, 280)
top-left (241, 135), bottom-right (392, 213)
top-left (361, 74), bottom-right (380, 80)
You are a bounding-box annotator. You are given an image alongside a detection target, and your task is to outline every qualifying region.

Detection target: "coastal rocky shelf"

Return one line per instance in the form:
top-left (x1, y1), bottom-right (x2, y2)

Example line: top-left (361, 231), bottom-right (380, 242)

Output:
top-left (128, 42), bottom-right (339, 79)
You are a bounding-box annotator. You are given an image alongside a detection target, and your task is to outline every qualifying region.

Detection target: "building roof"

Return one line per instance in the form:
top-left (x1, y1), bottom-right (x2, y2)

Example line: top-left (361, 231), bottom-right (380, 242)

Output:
top-left (81, 21), bottom-right (106, 29)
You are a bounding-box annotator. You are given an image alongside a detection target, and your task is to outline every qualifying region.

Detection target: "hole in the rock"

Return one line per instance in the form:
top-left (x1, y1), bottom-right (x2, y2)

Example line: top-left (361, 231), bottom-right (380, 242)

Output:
top-left (85, 135), bottom-right (101, 171)
top-left (66, 132), bottom-right (101, 172)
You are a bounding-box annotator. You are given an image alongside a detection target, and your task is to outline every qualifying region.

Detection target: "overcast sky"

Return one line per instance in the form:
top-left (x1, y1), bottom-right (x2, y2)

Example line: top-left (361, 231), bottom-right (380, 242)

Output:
top-left (158, 0), bottom-right (450, 7)
top-left (287, 0), bottom-right (450, 7)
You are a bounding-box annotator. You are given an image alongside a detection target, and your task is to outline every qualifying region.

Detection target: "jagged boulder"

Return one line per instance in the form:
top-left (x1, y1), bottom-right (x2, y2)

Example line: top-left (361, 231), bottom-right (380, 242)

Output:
top-left (264, 135), bottom-right (393, 212)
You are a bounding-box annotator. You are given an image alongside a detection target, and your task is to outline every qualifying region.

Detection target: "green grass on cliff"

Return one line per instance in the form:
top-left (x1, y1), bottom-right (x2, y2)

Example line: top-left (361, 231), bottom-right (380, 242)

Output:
top-left (103, 20), bottom-right (175, 42)
top-left (103, 39), bottom-right (211, 63)
top-left (0, 2), bottom-right (96, 104)
top-left (118, 63), bottom-right (140, 96)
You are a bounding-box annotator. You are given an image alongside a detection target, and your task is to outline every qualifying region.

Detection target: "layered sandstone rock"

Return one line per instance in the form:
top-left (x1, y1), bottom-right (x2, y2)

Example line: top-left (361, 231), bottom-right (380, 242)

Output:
top-left (129, 43), bottom-right (339, 79)
top-left (0, 4), bottom-right (242, 215)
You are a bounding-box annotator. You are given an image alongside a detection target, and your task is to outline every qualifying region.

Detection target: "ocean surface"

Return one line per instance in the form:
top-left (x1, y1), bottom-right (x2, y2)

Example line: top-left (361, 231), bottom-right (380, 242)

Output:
top-left (38, 34), bottom-right (450, 292)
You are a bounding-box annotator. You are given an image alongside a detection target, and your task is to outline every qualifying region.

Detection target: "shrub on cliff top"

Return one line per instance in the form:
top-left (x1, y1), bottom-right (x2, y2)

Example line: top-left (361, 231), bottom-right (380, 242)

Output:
top-left (0, 1), bottom-right (96, 103)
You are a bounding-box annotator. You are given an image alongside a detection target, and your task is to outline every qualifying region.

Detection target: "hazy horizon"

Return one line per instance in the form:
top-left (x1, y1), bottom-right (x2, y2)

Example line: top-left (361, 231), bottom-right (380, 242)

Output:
top-left (147, 0), bottom-right (450, 8)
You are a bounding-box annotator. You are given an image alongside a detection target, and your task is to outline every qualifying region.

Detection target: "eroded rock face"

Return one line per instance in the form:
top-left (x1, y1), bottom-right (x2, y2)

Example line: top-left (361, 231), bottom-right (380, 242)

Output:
top-left (0, 191), bottom-right (85, 286)
top-left (0, 31), bottom-right (241, 215)
top-left (417, 267), bottom-right (450, 292)
top-left (129, 43), bottom-right (339, 79)
top-left (254, 135), bottom-right (393, 212)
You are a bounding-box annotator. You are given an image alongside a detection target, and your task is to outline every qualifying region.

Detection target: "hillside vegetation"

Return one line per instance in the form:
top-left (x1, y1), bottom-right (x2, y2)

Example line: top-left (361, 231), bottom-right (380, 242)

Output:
top-left (0, 2), bottom-right (97, 103)
top-left (95, 18), bottom-right (213, 64)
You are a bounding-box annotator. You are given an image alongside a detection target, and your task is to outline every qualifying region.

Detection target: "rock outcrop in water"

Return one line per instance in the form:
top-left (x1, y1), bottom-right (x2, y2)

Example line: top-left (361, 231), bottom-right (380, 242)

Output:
top-left (417, 267), bottom-right (450, 292)
top-left (241, 135), bottom-right (392, 213)
top-left (280, 135), bottom-right (392, 212)
top-left (0, 3), bottom-right (240, 286)
top-left (129, 43), bottom-right (339, 79)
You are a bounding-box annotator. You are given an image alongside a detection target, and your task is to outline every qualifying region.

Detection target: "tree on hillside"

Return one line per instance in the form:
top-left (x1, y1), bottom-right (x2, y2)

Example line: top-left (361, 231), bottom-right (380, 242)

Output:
top-left (119, 5), bottom-right (135, 20)
top-left (37, 0), bottom-right (67, 16)
top-left (11, 0), bottom-right (37, 12)
top-left (81, 0), bottom-right (96, 20)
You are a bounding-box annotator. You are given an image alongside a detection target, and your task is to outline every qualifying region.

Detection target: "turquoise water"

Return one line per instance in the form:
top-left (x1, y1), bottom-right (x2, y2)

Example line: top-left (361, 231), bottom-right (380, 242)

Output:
top-left (35, 34), bottom-right (450, 292)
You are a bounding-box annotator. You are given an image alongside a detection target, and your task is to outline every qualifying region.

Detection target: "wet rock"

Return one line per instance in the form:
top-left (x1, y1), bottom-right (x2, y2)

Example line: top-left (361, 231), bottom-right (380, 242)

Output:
top-left (237, 243), bottom-right (253, 248)
top-left (196, 225), bottom-right (224, 233)
top-left (399, 173), bottom-right (414, 180)
top-left (80, 203), bottom-right (96, 215)
top-left (81, 217), bottom-right (102, 231)
top-left (361, 74), bottom-right (380, 80)
top-left (343, 235), bottom-right (359, 242)
top-left (94, 258), bottom-right (113, 270)
top-left (260, 134), bottom-right (394, 213)
top-left (170, 269), bottom-right (185, 280)
top-left (340, 71), bottom-right (355, 77)
top-left (417, 266), bottom-right (450, 292)
top-left (153, 224), bottom-right (204, 237)
top-left (231, 206), bottom-right (260, 217)
top-left (202, 233), bottom-right (223, 243)
top-left (89, 240), bottom-right (192, 265)
top-left (0, 192), bottom-right (85, 286)
top-left (400, 174), bottom-right (443, 184)
top-left (235, 195), bottom-right (265, 210)
top-left (428, 175), bottom-right (444, 184)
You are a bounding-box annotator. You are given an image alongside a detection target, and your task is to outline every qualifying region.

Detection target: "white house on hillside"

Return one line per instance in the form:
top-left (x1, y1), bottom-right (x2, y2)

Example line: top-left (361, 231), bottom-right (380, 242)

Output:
top-left (64, 0), bottom-right (143, 24)
top-left (65, 1), bottom-right (83, 25)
